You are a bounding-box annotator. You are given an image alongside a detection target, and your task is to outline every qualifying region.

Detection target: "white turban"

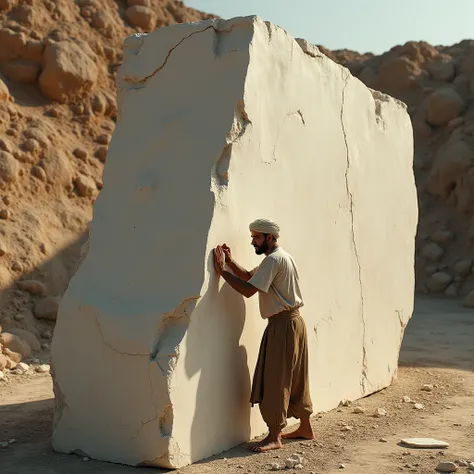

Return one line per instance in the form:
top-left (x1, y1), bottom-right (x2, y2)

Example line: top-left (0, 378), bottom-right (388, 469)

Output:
top-left (249, 218), bottom-right (280, 239)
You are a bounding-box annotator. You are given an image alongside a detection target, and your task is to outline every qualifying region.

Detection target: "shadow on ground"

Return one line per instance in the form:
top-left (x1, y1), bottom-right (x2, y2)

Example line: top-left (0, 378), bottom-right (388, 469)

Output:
top-left (399, 295), bottom-right (474, 372)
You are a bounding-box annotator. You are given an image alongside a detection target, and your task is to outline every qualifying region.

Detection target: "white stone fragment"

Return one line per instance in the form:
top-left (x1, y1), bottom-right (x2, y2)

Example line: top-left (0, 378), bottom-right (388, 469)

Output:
top-left (36, 364), bottom-right (50, 373)
top-left (50, 15), bottom-right (417, 469)
top-left (400, 437), bottom-right (449, 448)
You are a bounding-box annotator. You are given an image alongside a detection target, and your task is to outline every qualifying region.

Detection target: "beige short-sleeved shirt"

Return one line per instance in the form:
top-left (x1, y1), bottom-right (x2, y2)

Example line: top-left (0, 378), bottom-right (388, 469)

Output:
top-left (248, 247), bottom-right (304, 319)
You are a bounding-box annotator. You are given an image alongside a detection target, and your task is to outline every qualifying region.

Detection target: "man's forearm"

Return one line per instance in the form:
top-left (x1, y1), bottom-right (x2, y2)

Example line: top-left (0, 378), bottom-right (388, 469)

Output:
top-left (221, 270), bottom-right (257, 298)
top-left (226, 259), bottom-right (252, 281)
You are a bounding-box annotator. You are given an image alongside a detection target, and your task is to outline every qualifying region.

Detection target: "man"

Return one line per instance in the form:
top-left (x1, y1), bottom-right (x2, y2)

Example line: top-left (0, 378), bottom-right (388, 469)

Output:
top-left (213, 218), bottom-right (313, 453)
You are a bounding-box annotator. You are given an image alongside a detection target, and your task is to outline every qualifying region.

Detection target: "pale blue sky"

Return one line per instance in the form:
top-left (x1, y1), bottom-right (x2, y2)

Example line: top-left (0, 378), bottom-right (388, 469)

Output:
top-left (186, 0), bottom-right (474, 54)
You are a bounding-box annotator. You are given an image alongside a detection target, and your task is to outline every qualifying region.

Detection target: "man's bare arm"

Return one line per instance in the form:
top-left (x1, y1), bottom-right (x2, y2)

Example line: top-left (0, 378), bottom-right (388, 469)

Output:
top-left (220, 270), bottom-right (258, 298)
top-left (226, 259), bottom-right (252, 282)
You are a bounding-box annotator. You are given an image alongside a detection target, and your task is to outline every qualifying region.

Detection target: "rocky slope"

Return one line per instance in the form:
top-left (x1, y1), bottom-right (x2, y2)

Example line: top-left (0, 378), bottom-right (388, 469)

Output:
top-left (0, 2), bottom-right (473, 369)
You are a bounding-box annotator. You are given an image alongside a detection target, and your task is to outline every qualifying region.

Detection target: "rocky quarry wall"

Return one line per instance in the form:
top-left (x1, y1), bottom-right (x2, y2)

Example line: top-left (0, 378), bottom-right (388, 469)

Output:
top-left (50, 16), bottom-right (418, 468)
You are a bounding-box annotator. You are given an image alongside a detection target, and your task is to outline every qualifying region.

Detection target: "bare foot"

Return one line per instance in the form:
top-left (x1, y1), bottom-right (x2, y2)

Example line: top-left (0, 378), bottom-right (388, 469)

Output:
top-left (249, 436), bottom-right (282, 452)
top-left (281, 424), bottom-right (315, 440)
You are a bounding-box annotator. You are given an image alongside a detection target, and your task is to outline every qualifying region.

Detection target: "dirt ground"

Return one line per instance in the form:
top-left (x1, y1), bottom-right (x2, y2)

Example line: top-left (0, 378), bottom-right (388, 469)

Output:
top-left (0, 296), bottom-right (473, 474)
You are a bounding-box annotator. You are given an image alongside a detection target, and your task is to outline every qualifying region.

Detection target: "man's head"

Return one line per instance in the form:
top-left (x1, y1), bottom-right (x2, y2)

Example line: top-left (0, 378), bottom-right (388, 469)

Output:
top-left (249, 219), bottom-right (280, 255)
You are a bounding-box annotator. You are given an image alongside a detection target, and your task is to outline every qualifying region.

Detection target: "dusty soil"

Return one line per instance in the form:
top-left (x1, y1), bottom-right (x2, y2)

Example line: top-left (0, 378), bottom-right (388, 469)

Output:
top-left (0, 296), bottom-right (473, 474)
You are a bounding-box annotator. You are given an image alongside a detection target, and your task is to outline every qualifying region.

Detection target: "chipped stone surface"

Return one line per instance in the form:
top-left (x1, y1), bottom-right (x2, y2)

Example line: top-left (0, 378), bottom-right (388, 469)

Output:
top-left (51, 16), bottom-right (417, 469)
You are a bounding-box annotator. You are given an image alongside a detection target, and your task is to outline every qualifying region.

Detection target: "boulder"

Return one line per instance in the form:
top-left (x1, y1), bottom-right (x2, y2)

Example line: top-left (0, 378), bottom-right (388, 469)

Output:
top-left (376, 56), bottom-right (423, 96)
top-left (39, 42), bottom-right (98, 102)
top-left (0, 28), bottom-right (26, 61)
top-left (427, 272), bottom-right (453, 292)
top-left (34, 296), bottom-right (60, 321)
top-left (75, 174), bottom-right (96, 197)
top-left (51, 17), bottom-right (417, 469)
top-left (426, 55), bottom-right (455, 82)
top-left (426, 88), bottom-right (465, 126)
top-left (0, 332), bottom-right (31, 358)
top-left (90, 10), bottom-right (114, 30)
top-left (0, 150), bottom-right (20, 186)
top-left (39, 150), bottom-right (73, 188)
top-left (427, 140), bottom-right (474, 199)
top-left (126, 5), bottom-right (156, 30)
top-left (1, 59), bottom-right (41, 84)
top-left (7, 328), bottom-right (41, 352)
top-left (17, 279), bottom-right (47, 295)
top-left (454, 259), bottom-right (472, 277)
top-left (420, 242), bottom-right (444, 262)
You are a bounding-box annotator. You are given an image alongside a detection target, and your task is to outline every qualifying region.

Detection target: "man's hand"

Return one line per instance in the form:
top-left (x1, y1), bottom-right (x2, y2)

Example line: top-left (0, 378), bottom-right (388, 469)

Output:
top-left (222, 243), bottom-right (232, 264)
top-left (213, 246), bottom-right (225, 276)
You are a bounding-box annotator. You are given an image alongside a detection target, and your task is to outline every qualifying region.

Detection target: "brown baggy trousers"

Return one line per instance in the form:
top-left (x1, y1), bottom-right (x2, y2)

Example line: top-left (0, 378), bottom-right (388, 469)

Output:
top-left (250, 308), bottom-right (313, 431)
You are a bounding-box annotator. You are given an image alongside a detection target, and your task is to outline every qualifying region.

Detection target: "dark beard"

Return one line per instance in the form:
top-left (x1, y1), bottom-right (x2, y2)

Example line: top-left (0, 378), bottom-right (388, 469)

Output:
top-left (254, 240), bottom-right (269, 255)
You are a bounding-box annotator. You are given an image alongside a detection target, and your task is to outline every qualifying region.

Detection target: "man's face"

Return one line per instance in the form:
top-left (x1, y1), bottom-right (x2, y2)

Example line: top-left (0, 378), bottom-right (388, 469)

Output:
top-left (251, 232), bottom-right (270, 255)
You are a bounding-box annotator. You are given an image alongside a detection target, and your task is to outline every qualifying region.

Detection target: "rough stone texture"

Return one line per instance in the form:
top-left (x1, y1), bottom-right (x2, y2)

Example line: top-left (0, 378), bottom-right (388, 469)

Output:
top-left (426, 55), bottom-right (455, 82)
top-left (51, 17), bottom-right (418, 469)
top-left (427, 272), bottom-right (453, 292)
top-left (1, 59), bottom-right (41, 83)
top-left (428, 141), bottom-right (474, 199)
top-left (39, 42), bottom-right (98, 102)
top-left (17, 279), bottom-right (47, 296)
top-left (39, 150), bottom-right (73, 187)
top-left (420, 242), bottom-right (444, 261)
top-left (426, 88), bottom-right (465, 126)
top-left (0, 150), bottom-right (19, 186)
top-left (34, 296), bottom-right (60, 321)
top-left (75, 174), bottom-right (96, 197)
top-left (7, 327), bottom-right (41, 351)
top-left (126, 5), bottom-right (156, 30)
top-left (0, 332), bottom-right (31, 358)
top-left (0, 74), bottom-right (10, 100)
